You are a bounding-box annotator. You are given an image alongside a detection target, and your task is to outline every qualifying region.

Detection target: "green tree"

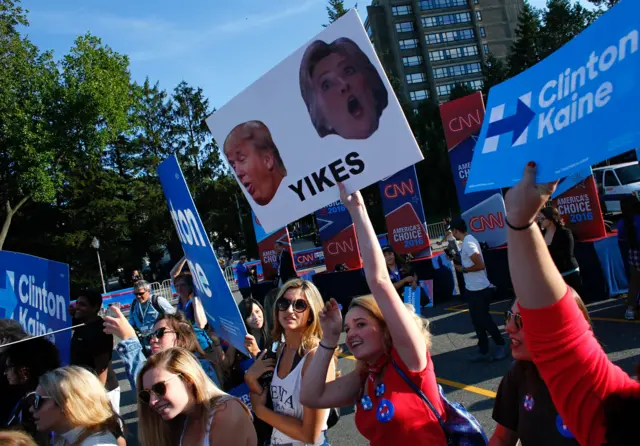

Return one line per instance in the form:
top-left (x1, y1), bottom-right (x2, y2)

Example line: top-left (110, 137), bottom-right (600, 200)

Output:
top-left (539, 0), bottom-right (595, 59)
top-left (586, 0), bottom-right (618, 8)
top-left (0, 0), bottom-right (59, 249)
top-left (507, 2), bottom-right (542, 77)
top-left (323, 0), bottom-right (356, 27)
top-left (482, 53), bottom-right (509, 94)
top-left (449, 83), bottom-right (475, 101)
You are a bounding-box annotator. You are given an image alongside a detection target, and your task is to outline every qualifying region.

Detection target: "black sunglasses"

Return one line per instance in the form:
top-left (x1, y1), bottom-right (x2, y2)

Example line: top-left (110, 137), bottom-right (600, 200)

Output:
top-left (28, 392), bottom-right (53, 410)
top-left (505, 311), bottom-right (523, 330)
top-left (276, 297), bottom-right (308, 313)
top-left (150, 327), bottom-right (176, 340)
top-left (138, 374), bottom-right (181, 404)
top-left (135, 291), bottom-right (147, 296)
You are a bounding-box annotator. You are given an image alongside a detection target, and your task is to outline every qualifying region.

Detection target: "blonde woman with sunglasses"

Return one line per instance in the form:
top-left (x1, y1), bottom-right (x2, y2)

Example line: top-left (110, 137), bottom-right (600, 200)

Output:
top-left (244, 279), bottom-right (335, 446)
top-left (29, 366), bottom-right (122, 446)
top-left (136, 348), bottom-right (255, 446)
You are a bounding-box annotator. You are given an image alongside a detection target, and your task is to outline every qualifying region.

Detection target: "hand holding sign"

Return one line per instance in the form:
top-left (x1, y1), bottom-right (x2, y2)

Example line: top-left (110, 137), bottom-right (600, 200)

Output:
top-left (505, 162), bottom-right (559, 227)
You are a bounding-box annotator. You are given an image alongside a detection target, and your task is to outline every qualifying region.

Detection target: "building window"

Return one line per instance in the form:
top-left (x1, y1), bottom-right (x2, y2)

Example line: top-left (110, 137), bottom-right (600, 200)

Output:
top-left (403, 55), bottom-right (424, 67)
top-left (419, 0), bottom-right (467, 11)
top-left (399, 38), bottom-right (419, 50)
top-left (395, 21), bottom-right (414, 33)
top-left (406, 73), bottom-right (427, 84)
top-left (366, 25), bottom-right (373, 38)
top-left (409, 89), bottom-right (430, 101)
top-left (429, 44), bottom-right (479, 61)
top-left (483, 44), bottom-right (489, 54)
top-left (476, 11), bottom-right (482, 21)
top-left (432, 62), bottom-right (482, 79)
top-left (480, 27), bottom-right (486, 38)
top-left (392, 5), bottom-right (413, 16)
top-left (422, 12), bottom-right (471, 28)
top-left (425, 28), bottom-right (474, 44)
top-left (436, 79), bottom-right (484, 96)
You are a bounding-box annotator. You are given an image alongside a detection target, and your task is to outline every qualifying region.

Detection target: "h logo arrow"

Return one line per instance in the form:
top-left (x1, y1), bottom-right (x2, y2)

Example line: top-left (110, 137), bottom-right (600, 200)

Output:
top-left (0, 271), bottom-right (18, 319)
top-left (482, 93), bottom-right (535, 154)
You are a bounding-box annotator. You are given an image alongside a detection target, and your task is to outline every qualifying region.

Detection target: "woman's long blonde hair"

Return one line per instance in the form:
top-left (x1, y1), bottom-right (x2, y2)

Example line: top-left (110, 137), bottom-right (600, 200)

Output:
top-left (39, 366), bottom-right (121, 444)
top-left (271, 279), bottom-right (324, 355)
top-left (348, 295), bottom-right (432, 352)
top-left (136, 348), bottom-right (251, 446)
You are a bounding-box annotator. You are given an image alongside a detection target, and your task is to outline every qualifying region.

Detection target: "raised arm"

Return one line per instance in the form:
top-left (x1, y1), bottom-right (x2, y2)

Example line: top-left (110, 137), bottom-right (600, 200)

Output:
top-left (169, 255), bottom-right (188, 280)
top-left (504, 162), bottom-right (565, 309)
top-left (341, 184), bottom-right (426, 372)
top-left (505, 163), bottom-right (640, 446)
top-left (301, 298), bottom-right (363, 409)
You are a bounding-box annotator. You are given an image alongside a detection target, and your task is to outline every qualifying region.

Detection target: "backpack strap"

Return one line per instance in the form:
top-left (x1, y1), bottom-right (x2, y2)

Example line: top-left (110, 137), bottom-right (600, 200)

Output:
top-left (151, 294), bottom-right (165, 316)
top-left (391, 359), bottom-right (446, 431)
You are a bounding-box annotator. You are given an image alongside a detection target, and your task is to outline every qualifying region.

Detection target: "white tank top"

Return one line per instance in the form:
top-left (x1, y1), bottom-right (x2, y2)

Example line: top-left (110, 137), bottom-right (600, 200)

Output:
top-left (269, 349), bottom-right (328, 445)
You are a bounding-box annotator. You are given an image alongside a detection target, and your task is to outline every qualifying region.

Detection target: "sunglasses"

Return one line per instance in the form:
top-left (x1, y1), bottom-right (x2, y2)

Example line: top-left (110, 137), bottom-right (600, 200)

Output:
top-left (28, 392), bottom-right (53, 410)
top-left (135, 291), bottom-right (147, 296)
top-left (276, 297), bottom-right (308, 313)
top-left (505, 311), bottom-right (523, 330)
top-left (138, 374), bottom-right (181, 404)
top-left (150, 327), bottom-right (176, 340)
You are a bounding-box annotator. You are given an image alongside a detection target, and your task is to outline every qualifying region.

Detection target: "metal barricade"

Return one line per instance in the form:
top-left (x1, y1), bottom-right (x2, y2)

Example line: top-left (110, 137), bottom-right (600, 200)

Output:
top-left (224, 266), bottom-right (239, 291)
top-left (151, 280), bottom-right (176, 303)
top-left (427, 222), bottom-right (447, 241)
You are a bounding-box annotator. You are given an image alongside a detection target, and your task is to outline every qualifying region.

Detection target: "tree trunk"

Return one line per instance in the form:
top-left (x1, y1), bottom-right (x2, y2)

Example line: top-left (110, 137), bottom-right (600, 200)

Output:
top-left (0, 196), bottom-right (30, 250)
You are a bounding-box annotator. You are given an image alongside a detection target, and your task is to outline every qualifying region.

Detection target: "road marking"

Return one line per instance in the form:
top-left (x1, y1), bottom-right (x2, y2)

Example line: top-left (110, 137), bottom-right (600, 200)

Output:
top-left (338, 352), bottom-right (496, 398)
top-left (436, 378), bottom-right (497, 398)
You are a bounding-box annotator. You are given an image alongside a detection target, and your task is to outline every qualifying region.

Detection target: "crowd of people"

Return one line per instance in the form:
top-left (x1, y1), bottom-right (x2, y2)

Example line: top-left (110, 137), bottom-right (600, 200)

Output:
top-left (1, 165), bottom-right (639, 446)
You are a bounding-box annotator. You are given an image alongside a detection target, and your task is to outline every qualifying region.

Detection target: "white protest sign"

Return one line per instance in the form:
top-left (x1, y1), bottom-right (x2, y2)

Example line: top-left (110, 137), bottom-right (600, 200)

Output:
top-left (206, 9), bottom-right (423, 232)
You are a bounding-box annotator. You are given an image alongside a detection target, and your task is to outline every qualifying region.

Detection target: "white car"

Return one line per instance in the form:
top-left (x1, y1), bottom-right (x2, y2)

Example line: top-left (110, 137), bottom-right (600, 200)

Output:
top-left (593, 162), bottom-right (640, 213)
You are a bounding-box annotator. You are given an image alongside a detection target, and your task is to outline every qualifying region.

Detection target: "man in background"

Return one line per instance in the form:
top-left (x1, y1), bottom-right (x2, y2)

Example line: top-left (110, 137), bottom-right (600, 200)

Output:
top-left (449, 218), bottom-right (508, 362)
top-left (70, 290), bottom-right (121, 413)
top-left (275, 240), bottom-right (297, 286)
top-left (128, 280), bottom-right (175, 355)
top-left (236, 255), bottom-right (253, 299)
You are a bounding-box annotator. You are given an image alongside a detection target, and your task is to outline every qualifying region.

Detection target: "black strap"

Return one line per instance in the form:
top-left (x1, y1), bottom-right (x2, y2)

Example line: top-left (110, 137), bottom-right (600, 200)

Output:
top-left (151, 294), bottom-right (164, 315)
top-left (391, 359), bottom-right (446, 431)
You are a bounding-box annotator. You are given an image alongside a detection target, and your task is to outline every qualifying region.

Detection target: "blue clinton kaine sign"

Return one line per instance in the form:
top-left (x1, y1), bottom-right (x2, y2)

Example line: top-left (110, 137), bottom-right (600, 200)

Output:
top-left (467, 0), bottom-right (640, 192)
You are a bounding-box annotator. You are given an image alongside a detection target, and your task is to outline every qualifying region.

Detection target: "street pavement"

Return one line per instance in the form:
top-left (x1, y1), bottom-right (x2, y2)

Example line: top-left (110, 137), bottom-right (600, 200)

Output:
top-left (113, 292), bottom-right (640, 445)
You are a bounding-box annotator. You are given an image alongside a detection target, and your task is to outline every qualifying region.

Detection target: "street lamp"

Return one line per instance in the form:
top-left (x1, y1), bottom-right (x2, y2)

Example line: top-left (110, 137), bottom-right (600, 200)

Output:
top-left (91, 237), bottom-right (106, 294)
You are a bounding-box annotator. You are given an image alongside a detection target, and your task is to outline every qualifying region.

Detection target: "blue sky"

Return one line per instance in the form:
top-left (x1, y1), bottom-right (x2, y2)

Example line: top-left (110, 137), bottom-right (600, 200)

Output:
top-left (20, 0), bottom-right (592, 109)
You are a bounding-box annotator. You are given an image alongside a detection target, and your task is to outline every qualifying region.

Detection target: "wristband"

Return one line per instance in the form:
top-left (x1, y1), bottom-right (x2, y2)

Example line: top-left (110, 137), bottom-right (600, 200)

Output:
top-left (319, 342), bottom-right (337, 351)
top-left (505, 218), bottom-right (534, 231)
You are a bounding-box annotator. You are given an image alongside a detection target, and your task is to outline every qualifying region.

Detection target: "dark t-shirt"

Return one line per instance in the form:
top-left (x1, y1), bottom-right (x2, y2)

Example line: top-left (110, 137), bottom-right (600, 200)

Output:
top-left (70, 317), bottom-right (119, 392)
top-left (493, 360), bottom-right (579, 445)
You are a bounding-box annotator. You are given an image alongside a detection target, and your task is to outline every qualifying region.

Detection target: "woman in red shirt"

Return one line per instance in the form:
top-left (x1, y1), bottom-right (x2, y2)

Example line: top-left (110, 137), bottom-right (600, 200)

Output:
top-left (300, 185), bottom-right (447, 446)
top-left (504, 162), bottom-right (640, 446)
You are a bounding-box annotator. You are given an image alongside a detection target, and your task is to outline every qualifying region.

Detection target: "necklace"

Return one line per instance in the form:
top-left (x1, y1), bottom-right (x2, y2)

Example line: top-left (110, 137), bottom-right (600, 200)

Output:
top-left (359, 354), bottom-right (395, 422)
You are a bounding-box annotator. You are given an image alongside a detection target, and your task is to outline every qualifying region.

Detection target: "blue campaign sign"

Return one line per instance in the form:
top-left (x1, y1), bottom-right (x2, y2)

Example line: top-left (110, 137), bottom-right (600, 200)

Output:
top-left (552, 167), bottom-right (593, 199)
top-left (378, 166), bottom-right (426, 220)
top-left (448, 134), bottom-right (496, 212)
top-left (252, 211), bottom-right (280, 244)
top-left (157, 155), bottom-right (249, 356)
top-left (467, 0), bottom-right (640, 192)
top-left (315, 201), bottom-right (353, 242)
top-left (0, 251), bottom-right (72, 365)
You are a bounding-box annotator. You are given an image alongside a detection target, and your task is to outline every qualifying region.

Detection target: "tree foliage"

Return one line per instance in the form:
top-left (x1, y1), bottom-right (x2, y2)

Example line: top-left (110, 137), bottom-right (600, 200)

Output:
top-left (0, 0), bottom-right (246, 293)
top-left (323, 0), bottom-right (356, 27)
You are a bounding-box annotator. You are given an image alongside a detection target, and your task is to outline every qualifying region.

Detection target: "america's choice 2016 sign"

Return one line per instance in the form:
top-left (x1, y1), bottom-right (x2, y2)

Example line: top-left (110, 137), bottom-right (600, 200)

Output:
top-left (467, 0), bottom-right (640, 192)
top-left (157, 155), bottom-right (249, 356)
top-left (0, 251), bottom-right (71, 365)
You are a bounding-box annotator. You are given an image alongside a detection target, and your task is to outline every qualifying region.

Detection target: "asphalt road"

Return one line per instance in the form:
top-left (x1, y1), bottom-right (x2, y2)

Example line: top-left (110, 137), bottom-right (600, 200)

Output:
top-left (114, 292), bottom-right (640, 445)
